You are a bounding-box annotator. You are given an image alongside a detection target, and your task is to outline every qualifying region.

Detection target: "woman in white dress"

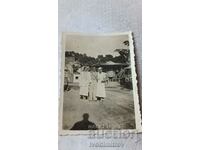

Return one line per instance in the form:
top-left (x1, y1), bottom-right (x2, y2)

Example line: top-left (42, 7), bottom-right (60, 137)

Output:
top-left (96, 67), bottom-right (106, 101)
top-left (79, 66), bottom-right (91, 99)
top-left (89, 67), bottom-right (98, 101)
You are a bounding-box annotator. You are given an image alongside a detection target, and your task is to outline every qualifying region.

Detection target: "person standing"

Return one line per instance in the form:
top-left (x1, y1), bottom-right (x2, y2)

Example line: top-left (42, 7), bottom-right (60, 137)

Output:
top-left (64, 63), bottom-right (73, 91)
top-left (89, 67), bottom-right (97, 101)
top-left (96, 67), bottom-right (106, 101)
top-left (79, 66), bottom-right (91, 99)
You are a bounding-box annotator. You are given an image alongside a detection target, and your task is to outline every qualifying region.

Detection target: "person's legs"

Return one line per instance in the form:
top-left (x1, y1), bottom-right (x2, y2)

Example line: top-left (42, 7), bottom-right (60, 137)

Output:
top-left (91, 84), bottom-right (97, 101)
top-left (64, 84), bottom-right (68, 91)
top-left (96, 97), bottom-right (101, 101)
top-left (66, 84), bottom-right (71, 91)
top-left (111, 77), bottom-right (113, 82)
top-left (85, 86), bottom-right (89, 100)
top-left (92, 83), bottom-right (98, 101)
top-left (80, 85), bottom-right (83, 99)
top-left (89, 84), bottom-right (92, 100)
top-left (80, 85), bottom-right (88, 100)
top-left (100, 97), bottom-right (104, 103)
top-left (64, 77), bottom-right (68, 91)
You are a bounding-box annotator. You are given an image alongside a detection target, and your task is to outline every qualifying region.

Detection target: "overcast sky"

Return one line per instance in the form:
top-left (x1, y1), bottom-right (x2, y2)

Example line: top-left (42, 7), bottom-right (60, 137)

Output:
top-left (64, 34), bottom-right (129, 58)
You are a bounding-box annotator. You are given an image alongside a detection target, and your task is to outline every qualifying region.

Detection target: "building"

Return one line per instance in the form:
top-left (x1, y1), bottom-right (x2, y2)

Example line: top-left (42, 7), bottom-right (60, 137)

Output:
top-left (94, 61), bottom-right (129, 72)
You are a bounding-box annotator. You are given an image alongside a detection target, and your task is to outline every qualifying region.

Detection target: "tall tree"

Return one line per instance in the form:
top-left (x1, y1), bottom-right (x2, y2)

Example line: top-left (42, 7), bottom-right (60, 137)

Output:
top-left (114, 40), bottom-right (130, 63)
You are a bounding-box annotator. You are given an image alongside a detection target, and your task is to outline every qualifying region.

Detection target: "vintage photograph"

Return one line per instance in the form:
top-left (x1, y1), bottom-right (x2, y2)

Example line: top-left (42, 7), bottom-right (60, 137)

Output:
top-left (59, 32), bottom-right (141, 134)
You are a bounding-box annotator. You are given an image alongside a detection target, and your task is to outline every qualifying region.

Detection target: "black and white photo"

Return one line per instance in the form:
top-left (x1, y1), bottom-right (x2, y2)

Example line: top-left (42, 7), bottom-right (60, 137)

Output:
top-left (59, 32), bottom-right (141, 134)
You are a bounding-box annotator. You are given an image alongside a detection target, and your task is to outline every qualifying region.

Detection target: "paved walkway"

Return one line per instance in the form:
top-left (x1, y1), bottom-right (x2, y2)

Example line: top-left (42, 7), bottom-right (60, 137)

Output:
top-left (62, 82), bottom-right (135, 130)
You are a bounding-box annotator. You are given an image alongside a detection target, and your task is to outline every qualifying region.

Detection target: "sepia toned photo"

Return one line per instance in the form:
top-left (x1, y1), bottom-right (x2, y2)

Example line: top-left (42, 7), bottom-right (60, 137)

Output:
top-left (59, 32), bottom-right (141, 135)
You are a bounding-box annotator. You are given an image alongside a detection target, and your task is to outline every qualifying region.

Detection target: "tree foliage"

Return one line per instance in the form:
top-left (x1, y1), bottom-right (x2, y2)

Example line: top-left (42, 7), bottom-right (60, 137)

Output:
top-left (114, 40), bottom-right (130, 63)
top-left (65, 40), bottom-right (130, 65)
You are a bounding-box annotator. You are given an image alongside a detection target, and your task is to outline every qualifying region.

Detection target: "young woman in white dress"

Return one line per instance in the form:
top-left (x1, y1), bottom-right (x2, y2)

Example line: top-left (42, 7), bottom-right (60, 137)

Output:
top-left (79, 66), bottom-right (91, 99)
top-left (89, 67), bottom-right (98, 101)
top-left (96, 67), bottom-right (106, 101)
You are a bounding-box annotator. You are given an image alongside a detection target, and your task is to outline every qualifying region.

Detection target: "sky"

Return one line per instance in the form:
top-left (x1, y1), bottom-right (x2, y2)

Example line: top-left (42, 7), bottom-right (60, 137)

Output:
top-left (64, 34), bottom-right (129, 58)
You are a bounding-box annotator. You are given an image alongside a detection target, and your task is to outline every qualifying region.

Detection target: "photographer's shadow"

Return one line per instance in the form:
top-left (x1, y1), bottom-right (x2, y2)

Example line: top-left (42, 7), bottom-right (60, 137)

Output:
top-left (71, 113), bottom-right (98, 130)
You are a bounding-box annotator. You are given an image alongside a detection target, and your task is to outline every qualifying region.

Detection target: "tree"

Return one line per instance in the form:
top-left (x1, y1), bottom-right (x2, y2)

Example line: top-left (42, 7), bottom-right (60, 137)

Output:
top-left (97, 55), bottom-right (104, 63)
top-left (123, 40), bottom-right (129, 46)
top-left (114, 40), bottom-right (130, 63)
top-left (104, 54), bottom-right (113, 61)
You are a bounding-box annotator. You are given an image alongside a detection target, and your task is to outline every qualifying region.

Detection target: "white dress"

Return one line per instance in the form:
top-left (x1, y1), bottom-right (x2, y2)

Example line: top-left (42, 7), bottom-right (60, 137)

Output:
top-left (79, 71), bottom-right (91, 96)
top-left (89, 72), bottom-right (97, 100)
top-left (96, 72), bottom-right (106, 98)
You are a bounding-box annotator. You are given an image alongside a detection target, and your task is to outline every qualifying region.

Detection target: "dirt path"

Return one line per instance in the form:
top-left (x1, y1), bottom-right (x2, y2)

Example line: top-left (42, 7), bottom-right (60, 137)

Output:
top-left (62, 82), bottom-right (135, 130)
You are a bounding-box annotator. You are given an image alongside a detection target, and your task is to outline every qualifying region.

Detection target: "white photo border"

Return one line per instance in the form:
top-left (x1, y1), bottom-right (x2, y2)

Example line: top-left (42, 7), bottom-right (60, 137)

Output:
top-left (59, 31), bottom-right (142, 135)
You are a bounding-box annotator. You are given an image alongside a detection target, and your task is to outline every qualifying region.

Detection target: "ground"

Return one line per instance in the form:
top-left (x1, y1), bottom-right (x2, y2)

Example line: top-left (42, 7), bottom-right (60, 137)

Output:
top-left (62, 81), bottom-right (135, 130)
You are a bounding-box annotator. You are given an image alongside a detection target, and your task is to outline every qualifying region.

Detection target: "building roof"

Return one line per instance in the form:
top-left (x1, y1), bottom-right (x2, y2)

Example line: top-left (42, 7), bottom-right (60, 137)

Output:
top-left (100, 61), bottom-right (128, 66)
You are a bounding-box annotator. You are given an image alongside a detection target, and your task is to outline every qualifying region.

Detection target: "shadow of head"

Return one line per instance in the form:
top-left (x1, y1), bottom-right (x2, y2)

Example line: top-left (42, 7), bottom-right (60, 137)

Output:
top-left (83, 113), bottom-right (89, 121)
